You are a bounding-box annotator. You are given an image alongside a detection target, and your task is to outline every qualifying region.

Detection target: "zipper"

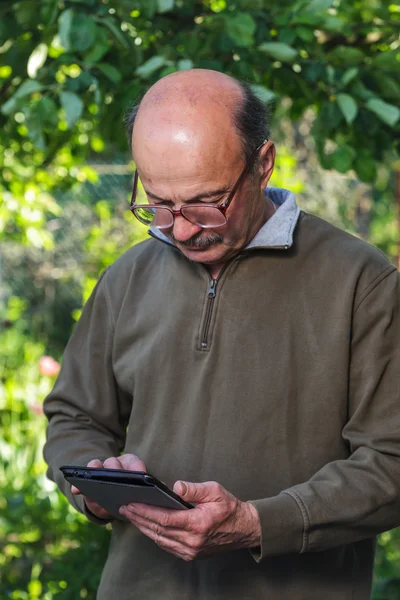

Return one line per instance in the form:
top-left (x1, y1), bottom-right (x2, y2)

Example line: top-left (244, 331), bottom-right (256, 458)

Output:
top-left (201, 279), bottom-right (217, 349)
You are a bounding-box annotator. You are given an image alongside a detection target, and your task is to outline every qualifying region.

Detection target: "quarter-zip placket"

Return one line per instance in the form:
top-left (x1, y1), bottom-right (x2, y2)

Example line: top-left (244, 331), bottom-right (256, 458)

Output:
top-left (201, 279), bottom-right (217, 349)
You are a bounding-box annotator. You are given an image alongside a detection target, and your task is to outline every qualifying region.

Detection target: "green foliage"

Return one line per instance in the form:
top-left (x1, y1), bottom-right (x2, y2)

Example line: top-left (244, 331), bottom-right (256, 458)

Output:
top-left (0, 0), bottom-right (398, 183)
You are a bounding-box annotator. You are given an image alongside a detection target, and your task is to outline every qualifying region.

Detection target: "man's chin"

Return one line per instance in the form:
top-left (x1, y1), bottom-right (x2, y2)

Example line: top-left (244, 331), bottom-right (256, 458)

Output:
top-left (178, 244), bottom-right (222, 263)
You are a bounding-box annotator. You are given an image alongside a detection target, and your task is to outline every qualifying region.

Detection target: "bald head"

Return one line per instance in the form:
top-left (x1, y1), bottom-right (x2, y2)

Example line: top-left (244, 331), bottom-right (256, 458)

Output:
top-left (131, 70), bottom-right (244, 173)
top-left (125, 69), bottom-right (270, 166)
top-left (140, 69), bottom-right (242, 115)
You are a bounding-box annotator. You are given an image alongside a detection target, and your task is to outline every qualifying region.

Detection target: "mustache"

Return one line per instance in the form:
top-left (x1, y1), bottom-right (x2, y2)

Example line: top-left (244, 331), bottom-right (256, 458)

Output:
top-left (170, 231), bottom-right (223, 248)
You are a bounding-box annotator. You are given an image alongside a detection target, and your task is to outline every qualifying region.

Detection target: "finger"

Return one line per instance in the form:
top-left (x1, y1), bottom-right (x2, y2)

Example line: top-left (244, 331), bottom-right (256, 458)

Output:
top-left (123, 503), bottom-right (193, 529)
top-left (118, 454), bottom-right (147, 472)
top-left (85, 498), bottom-right (113, 520)
top-left (103, 456), bottom-right (124, 469)
top-left (124, 514), bottom-right (193, 561)
top-left (71, 485), bottom-right (81, 495)
top-left (173, 480), bottom-right (226, 504)
top-left (121, 507), bottom-right (190, 541)
top-left (87, 459), bottom-right (103, 468)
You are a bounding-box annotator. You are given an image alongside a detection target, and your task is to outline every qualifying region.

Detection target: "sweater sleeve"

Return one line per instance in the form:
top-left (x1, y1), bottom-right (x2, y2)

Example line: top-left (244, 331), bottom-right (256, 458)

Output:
top-left (249, 267), bottom-right (400, 560)
top-left (43, 269), bottom-right (132, 524)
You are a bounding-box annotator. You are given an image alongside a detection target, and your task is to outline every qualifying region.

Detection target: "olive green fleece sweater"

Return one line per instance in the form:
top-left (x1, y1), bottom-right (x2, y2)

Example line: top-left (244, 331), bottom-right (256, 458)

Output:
top-left (44, 190), bottom-right (400, 600)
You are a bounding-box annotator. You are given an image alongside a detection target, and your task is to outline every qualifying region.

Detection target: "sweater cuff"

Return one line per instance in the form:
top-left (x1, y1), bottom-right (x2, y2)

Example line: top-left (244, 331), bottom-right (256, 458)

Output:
top-left (247, 493), bottom-right (304, 562)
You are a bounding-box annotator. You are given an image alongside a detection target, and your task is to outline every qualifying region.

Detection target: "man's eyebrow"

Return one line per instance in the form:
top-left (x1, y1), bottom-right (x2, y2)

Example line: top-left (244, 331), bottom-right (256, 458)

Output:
top-left (144, 188), bottom-right (231, 203)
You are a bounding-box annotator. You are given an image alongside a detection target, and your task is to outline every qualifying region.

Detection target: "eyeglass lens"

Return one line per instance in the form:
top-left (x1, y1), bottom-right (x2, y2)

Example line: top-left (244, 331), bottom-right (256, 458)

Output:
top-left (134, 205), bottom-right (227, 229)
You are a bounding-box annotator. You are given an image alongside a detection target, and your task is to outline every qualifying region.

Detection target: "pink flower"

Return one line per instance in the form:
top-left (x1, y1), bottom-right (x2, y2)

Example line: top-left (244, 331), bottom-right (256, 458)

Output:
top-left (29, 400), bottom-right (44, 415)
top-left (39, 356), bottom-right (60, 377)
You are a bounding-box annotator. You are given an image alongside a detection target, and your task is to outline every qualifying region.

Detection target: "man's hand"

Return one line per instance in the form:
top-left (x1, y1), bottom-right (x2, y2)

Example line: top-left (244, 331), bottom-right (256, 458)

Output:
top-left (119, 480), bottom-right (261, 561)
top-left (71, 454), bottom-right (147, 520)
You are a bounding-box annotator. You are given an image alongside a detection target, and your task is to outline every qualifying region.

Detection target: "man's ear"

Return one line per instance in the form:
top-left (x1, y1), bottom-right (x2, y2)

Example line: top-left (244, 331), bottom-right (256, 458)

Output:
top-left (259, 141), bottom-right (275, 190)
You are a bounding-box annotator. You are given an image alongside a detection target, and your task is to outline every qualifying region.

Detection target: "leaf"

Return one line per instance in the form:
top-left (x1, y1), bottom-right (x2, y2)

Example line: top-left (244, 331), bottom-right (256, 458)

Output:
top-left (96, 63), bottom-right (121, 83)
top-left (303, 62), bottom-right (323, 82)
top-left (327, 46), bottom-right (364, 66)
top-left (59, 9), bottom-right (97, 52)
top-left (259, 42), bottom-right (297, 63)
top-left (102, 17), bottom-right (129, 49)
top-left (330, 144), bottom-right (356, 173)
top-left (366, 98), bottom-right (400, 127)
top-left (278, 29), bottom-right (296, 45)
top-left (373, 52), bottom-right (399, 69)
top-left (326, 65), bottom-right (335, 84)
top-left (350, 81), bottom-right (375, 101)
top-left (372, 74), bottom-right (400, 101)
top-left (250, 84), bottom-right (275, 103)
top-left (178, 59), bottom-right (194, 71)
top-left (70, 13), bottom-right (97, 52)
top-left (306, 0), bottom-right (332, 10)
top-left (60, 90), bottom-right (84, 128)
top-left (26, 118), bottom-right (46, 150)
top-left (296, 26), bottom-right (314, 42)
top-left (33, 97), bottom-right (58, 128)
top-left (14, 79), bottom-right (43, 99)
top-left (84, 27), bottom-right (109, 65)
top-left (157, 0), bottom-right (174, 12)
top-left (136, 55), bottom-right (166, 78)
top-left (58, 8), bottom-right (73, 51)
top-left (1, 97), bottom-right (17, 116)
top-left (323, 16), bottom-right (343, 32)
top-left (317, 101), bottom-right (343, 133)
top-left (27, 43), bottom-right (48, 78)
top-left (1, 80), bottom-right (43, 116)
top-left (226, 13), bottom-right (256, 48)
top-left (341, 67), bottom-right (358, 88)
top-left (354, 155), bottom-right (377, 183)
top-left (336, 93), bottom-right (358, 124)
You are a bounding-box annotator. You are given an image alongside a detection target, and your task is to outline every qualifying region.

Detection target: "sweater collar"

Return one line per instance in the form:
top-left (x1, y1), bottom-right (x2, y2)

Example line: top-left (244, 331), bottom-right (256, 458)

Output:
top-left (149, 186), bottom-right (300, 250)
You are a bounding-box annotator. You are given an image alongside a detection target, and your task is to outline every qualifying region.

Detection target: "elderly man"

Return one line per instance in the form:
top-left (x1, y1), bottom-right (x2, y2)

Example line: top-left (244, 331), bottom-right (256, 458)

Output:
top-left (43, 69), bottom-right (400, 599)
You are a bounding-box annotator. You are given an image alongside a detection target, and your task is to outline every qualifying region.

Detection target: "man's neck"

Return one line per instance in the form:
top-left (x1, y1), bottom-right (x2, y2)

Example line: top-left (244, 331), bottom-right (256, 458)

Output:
top-left (204, 196), bottom-right (276, 280)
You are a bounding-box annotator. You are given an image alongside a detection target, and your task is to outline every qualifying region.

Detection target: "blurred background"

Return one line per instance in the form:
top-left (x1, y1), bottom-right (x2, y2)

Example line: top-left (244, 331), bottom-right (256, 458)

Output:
top-left (0, 0), bottom-right (399, 598)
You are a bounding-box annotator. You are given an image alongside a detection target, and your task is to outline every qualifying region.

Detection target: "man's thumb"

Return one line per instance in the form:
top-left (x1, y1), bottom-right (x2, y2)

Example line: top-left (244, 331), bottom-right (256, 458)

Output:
top-left (173, 480), bottom-right (222, 504)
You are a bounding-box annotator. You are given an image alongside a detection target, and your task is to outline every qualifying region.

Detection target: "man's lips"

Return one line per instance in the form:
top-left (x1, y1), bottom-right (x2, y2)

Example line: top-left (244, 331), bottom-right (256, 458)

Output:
top-left (179, 244), bottom-right (207, 251)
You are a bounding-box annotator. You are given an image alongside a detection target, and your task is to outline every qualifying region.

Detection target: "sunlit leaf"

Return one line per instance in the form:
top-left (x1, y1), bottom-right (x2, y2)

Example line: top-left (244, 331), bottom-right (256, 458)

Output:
top-left (58, 8), bottom-right (73, 51)
top-left (336, 93), bottom-right (358, 124)
top-left (27, 43), bottom-right (48, 78)
top-left (135, 55), bottom-right (166, 78)
top-left (250, 84), bottom-right (275, 103)
top-left (341, 67), bottom-right (358, 88)
top-left (259, 42), bottom-right (297, 62)
top-left (366, 98), bottom-right (400, 127)
top-left (178, 59), bottom-right (193, 71)
top-left (157, 0), bottom-right (174, 12)
top-left (60, 90), bottom-right (84, 128)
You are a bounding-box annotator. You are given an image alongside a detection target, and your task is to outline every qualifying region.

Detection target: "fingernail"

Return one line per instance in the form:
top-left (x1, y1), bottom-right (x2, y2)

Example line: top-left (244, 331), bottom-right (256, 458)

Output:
top-left (180, 481), bottom-right (188, 496)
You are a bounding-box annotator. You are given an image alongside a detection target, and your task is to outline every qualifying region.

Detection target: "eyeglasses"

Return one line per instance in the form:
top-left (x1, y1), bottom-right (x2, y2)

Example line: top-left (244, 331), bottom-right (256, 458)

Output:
top-left (129, 140), bottom-right (268, 230)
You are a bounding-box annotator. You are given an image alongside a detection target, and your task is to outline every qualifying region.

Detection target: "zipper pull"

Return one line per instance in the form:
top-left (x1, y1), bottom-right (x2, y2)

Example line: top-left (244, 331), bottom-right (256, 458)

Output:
top-left (208, 279), bottom-right (217, 299)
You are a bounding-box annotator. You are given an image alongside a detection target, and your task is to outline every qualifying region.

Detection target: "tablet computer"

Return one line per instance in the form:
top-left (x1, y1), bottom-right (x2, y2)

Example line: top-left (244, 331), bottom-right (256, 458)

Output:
top-left (60, 466), bottom-right (193, 522)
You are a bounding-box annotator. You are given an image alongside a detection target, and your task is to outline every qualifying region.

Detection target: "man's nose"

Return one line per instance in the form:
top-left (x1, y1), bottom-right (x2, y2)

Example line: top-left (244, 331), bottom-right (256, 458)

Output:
top-left (172, 214), bottom-right (202, 242)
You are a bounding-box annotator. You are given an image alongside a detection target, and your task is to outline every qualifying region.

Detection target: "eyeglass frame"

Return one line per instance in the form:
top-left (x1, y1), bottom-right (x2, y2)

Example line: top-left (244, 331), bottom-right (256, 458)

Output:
top-left (129, 139), bottom-right (269, 229)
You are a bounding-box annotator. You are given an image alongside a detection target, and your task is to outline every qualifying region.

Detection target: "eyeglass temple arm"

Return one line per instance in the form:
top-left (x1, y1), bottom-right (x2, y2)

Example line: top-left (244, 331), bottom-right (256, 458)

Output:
top-left (130, 170), bottom-right (139, 208)
top-left (221, 139), bottom-right (269, 210)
